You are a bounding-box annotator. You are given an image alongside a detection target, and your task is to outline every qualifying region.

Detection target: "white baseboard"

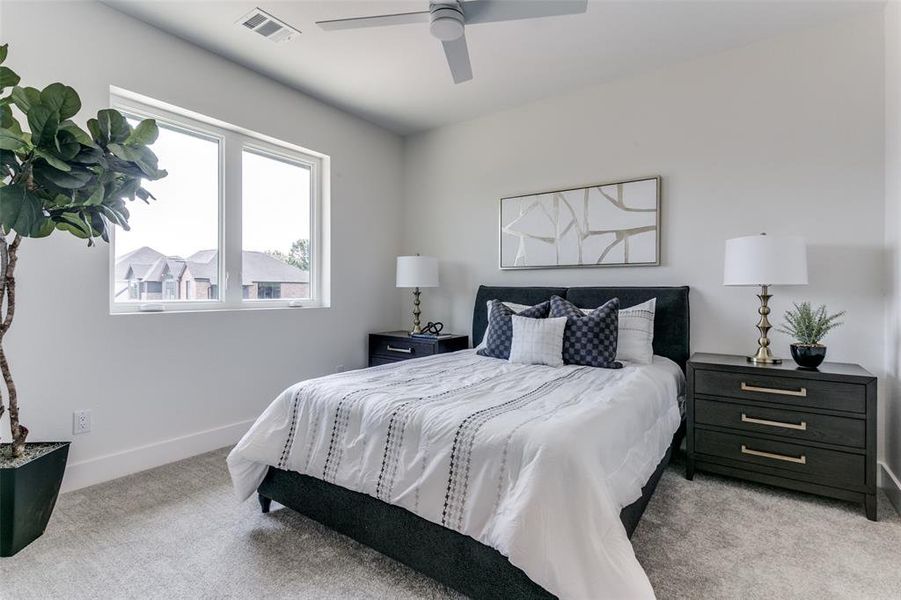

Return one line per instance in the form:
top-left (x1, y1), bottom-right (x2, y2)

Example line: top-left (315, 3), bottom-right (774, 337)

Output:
top-left (60, 419), bottom-right (254, 493)
top-left (879, 461), bottom-right (901, 516)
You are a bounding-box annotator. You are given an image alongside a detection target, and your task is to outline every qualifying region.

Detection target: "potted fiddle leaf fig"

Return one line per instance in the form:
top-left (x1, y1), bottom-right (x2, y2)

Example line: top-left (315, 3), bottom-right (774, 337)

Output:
top-left (0, 44), bottom-right (166, 556)
top-left (777, 301), bottom-right (845, 369)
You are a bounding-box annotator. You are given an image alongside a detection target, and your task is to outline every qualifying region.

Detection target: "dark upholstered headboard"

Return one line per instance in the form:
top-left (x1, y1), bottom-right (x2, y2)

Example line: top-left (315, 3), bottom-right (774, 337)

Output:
top-left (472, 285), bottom-right (691, 370)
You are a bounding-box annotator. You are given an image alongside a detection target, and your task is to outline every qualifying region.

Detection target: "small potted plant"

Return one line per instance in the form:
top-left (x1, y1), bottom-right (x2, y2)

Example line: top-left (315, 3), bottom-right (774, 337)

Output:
top-left (0, 44), bottom-right (166, 556)
top-left (777, 301), bottom-right (845, 369)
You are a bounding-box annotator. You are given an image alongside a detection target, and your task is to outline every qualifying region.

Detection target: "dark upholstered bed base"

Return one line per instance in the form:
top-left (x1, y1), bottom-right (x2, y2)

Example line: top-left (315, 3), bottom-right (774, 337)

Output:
top-left (257, 423), bottom-right (685, 600)
top-left (257, 285), bottom-right (690, 598)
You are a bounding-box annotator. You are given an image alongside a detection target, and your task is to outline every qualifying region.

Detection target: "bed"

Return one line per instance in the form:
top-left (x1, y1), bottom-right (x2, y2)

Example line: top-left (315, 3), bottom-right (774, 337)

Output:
top-left (228, 285), bottom-right (690, 600)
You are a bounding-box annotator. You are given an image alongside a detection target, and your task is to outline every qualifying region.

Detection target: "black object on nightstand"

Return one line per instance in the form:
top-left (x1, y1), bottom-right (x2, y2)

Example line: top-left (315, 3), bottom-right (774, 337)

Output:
top-left (686, 352), bottom-right (878, 520)
top-left (368, 331), bottom-right (469, 367)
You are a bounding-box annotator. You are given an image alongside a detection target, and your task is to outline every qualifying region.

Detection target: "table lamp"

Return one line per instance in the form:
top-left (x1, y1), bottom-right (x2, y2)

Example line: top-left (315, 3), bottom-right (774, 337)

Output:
top-left (723, 233), bottom-right (808, 364)
top-left (396, 255), bottom-right (439, 334)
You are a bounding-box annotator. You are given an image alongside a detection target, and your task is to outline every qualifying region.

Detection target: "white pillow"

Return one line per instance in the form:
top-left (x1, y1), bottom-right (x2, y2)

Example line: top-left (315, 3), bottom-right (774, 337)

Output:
top-left (475, 300), bottom-right (529, 350)
top-left (577, 298), bottom-right (656, 364)
top-left (617, 298), bottom-right (656, 364)
top-left (508, 315), bottom-right (567, 367)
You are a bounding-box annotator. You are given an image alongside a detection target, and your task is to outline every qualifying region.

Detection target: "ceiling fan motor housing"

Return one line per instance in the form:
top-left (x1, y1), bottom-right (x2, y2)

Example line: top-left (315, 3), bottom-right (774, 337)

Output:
top-left (429, 1), bottom-right (465, 41)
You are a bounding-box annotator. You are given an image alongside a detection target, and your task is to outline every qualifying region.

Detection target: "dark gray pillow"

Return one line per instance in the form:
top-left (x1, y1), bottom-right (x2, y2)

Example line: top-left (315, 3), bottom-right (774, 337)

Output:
top-left (549, 296), bottom-right (622, 368)
top-left (477, 300), bottom-right (550, 360)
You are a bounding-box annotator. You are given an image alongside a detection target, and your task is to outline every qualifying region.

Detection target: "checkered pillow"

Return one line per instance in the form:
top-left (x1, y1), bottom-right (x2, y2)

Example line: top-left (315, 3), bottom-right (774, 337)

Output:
top-left (578, 298), bottom-right (656, 364)
top-left (477, 300), bottom-right (551, 360)
top-left (549, 296), bottom-right (622, 368)
top-left (475, 301), bottom-right (530, 350)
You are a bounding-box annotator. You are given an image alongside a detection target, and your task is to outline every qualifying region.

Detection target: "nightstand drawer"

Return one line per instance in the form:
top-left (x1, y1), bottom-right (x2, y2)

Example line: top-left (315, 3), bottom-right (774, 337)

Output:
top-left (368, 332), bottom-right (469, 368)
top-left (695, 429), bottom-right (865, 487)
top-left (369, 355), bottom-right (407, 367)
top-left (370, 337), bottom-right (435, 359)
top-left (694, 398), bottom-right (865, 448)
top-left (694, 369), bottom-right (865, 413)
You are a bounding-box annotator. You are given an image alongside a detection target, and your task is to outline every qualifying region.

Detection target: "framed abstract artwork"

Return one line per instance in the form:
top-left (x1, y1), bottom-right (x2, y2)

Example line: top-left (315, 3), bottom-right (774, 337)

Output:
top-left (499, 176), bottom-right (660, 269)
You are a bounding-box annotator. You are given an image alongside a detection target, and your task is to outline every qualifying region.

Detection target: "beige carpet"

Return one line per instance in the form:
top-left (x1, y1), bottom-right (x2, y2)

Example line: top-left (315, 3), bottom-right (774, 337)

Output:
top-left (3, 448), bottom-right (899, 600)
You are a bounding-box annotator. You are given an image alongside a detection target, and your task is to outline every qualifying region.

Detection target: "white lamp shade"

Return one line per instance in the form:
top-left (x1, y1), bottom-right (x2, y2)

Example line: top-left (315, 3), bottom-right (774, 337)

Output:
top-left (723, 234), bottom-right (808, 286)
top-left (396, 256), bottom-right (439, 288)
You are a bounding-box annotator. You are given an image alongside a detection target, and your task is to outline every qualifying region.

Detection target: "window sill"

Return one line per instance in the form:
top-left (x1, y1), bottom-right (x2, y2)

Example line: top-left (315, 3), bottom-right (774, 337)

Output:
top-left (109, 302), bottom-right (329, 316)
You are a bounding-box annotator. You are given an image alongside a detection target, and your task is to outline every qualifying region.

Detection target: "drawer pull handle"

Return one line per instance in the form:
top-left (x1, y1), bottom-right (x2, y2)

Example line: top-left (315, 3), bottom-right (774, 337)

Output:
top-left (741, 413), bottom-right (807, 431)
top-left (386, 345), bottom-right (413, 354)
top-left (741, 444), bottom-right (807, 464)
top-left (741, 382), bottom-right (807, 397)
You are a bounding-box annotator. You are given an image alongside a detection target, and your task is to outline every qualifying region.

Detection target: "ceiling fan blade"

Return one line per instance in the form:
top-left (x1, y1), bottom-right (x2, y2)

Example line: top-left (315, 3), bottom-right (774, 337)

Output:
top-left (463, 0), bottom-right (588, 25)
top-left (316, 10), bottom-right (430, 31)
top-left (442, 35), bottom-right (473, 84)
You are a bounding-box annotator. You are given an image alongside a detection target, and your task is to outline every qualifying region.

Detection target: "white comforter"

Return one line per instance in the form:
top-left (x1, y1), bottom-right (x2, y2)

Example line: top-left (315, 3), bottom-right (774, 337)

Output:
top-left (228, 350), bottom-right (683, 600)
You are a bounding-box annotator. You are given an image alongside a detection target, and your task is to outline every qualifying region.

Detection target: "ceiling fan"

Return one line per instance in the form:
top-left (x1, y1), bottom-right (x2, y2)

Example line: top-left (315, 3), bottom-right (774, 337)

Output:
top-left (315, 0), bottom-right (588, 84)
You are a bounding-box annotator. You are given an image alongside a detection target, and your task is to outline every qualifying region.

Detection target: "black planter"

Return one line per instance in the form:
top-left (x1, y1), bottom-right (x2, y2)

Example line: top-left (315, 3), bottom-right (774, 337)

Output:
top-left (790, 344), bottom-right (827, 369)
top-left (0, 442), bottom-right (70, 557)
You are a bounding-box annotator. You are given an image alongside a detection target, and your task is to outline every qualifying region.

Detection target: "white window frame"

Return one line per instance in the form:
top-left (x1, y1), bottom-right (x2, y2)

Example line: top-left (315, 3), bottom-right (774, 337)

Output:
top-left (108, 89), bottom-right (328, 314)
top-left (240, 142), bottom-right (321, 308)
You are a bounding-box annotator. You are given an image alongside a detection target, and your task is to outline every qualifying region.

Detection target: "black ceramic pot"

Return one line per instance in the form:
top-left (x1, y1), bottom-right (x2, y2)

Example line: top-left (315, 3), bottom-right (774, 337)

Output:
top-left (0, 442), bottom-right (70, 556)
top-left (790, 344), bottom-right (827, 369)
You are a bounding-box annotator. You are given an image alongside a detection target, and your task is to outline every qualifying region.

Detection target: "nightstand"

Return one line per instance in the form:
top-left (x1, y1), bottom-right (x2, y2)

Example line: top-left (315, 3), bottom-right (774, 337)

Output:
top-left (368, 331), bottom-right (469, 367)
top-left (686, 352), bottom-right (878, 520)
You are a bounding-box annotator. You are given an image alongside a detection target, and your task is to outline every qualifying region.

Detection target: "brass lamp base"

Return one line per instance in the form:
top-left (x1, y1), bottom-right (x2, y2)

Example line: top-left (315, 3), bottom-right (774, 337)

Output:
top-left (747, 284), bottom-right (782, 365)
top-left (747, 347), bottom-right (782, 365)
top-left (410, 287), bottom-right (422, 334)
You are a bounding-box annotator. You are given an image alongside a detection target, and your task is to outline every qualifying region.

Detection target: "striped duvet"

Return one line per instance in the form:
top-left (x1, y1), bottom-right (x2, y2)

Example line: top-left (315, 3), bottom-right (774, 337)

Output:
top-left (228, 350), bottom-right (683, 599)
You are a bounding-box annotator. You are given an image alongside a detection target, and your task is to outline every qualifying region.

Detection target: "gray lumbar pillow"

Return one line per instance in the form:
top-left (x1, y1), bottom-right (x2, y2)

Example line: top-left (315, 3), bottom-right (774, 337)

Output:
top-left (549, 295), bottom-right (622, 368)
top-left (477, 300), bottom-right (551, 360)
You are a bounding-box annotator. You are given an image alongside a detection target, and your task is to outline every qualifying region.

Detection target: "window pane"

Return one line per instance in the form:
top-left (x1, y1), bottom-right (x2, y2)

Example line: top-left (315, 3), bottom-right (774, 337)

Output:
top-left (113, 121), bottom-right (219, 303)
top-left (242, 149), bottom-right (311, 300)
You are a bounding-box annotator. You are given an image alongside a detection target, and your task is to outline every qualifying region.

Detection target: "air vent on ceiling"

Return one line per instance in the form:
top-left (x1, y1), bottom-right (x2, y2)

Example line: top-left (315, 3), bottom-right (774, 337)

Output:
top-left (237, 8), bottom-right (300, 43)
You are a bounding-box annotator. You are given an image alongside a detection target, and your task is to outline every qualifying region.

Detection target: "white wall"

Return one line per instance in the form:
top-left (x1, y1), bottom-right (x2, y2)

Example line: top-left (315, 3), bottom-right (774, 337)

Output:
top-left (0, 1), bottom-right (404, 490)
top-left (883, 1), bottom-right (901, 509)
top-left (403, 13), bottom-right (889, 457)
top-left (3, 2), bottom-right (895, 495)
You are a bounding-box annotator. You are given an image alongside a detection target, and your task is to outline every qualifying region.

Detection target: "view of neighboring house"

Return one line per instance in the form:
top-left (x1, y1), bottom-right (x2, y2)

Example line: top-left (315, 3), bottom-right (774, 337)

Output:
top-left (115, 246), bottom-right (309, 301)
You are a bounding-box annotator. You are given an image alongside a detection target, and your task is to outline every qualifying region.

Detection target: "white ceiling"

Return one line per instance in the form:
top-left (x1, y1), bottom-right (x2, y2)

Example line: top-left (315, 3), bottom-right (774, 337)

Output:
top-left (104, 0), bottom-right (880, 134)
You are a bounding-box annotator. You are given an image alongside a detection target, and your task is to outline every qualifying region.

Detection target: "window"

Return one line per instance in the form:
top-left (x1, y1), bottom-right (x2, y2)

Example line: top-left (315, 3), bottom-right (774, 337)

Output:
top-left (242, 149), bottom-right (311, 302)
top-left (110, 91), bottom-right (327, 313)
top-left (112, 118), bottom-right (219, 306)
top-left (162, 276), bottom-right (177, 300)
top-left (257, 283), bottom-right (282, 300)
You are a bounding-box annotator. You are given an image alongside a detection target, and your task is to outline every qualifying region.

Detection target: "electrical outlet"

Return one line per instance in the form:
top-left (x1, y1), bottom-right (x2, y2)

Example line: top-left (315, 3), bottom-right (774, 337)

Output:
top-left (335, 364), bottom-right (345, 373)
top-left (73, 410), bottom-right (91, 435)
